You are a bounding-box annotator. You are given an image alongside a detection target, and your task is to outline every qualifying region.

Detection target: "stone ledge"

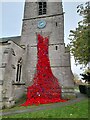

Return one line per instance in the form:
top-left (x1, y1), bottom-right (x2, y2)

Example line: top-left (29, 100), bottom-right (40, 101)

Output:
top-left (61, 93), bottom-right (76, 99)
top-left (62, 89), bottom-right (75, 93)
top-left (61, 86), bottom-right (74, 89)
top-left (62, 91), bottom-right (74, 93)
top-left (12, 82), bottom-right (25, 85)
top-left (61, 87), bottom-right (76, 99)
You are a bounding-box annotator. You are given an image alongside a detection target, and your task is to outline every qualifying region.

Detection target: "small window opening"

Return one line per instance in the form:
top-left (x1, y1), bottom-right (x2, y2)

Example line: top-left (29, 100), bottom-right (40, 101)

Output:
top-left (11, 48), bottom-right (16, 56)
top-left (56, 22), bottom-right (57, 26)
top-left (38, 2), bottom-right (47, 15)
top-left (16, 57), bottom-right (23, 82)
top-left (55, 46), bottom-right (58, 50)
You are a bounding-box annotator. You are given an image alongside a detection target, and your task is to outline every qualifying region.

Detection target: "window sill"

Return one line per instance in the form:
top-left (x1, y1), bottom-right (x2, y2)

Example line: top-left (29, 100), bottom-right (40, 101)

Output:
top-left (12, 82), bottom-right (25, 85)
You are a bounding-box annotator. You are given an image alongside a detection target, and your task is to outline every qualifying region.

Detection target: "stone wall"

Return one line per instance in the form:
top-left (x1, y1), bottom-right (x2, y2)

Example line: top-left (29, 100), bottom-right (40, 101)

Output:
top-left (0, 43), bottom-right (9, 109)
top-left (0, 41), bottom-right (26, 108)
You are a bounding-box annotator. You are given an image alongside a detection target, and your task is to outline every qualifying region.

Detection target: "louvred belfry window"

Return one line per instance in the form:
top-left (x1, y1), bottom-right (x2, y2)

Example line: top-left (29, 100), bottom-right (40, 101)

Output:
top-left (38, 2), bottom-right (47, 15)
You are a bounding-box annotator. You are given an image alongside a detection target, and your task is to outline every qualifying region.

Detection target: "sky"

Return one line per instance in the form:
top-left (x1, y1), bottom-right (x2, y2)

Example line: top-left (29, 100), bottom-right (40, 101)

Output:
top-left (0, 0), bottom-right (87, 78)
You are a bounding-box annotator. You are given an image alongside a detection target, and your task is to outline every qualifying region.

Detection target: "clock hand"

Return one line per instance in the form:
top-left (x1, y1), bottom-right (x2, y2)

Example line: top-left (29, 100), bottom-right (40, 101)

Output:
top-left (40, 22), bottom-right (44, 26)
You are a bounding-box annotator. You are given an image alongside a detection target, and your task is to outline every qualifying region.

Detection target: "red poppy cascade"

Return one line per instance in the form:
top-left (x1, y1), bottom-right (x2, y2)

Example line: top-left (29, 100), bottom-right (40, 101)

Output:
top-left (22, 34), bottom-right (67, 106)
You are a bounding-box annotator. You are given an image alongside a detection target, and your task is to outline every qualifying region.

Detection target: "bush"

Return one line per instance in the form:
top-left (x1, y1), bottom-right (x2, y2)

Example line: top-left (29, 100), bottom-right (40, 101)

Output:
top-left (79, 85), bottom-right (90, 97)
top-left (85, 86), bottom-right (90, 97)
top-left (79, 85), bottom-right (86, 94)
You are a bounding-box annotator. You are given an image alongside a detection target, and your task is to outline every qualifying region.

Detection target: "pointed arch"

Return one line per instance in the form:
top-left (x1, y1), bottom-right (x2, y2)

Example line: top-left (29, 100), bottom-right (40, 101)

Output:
top-left (16, 57), bottom-right (23, 82)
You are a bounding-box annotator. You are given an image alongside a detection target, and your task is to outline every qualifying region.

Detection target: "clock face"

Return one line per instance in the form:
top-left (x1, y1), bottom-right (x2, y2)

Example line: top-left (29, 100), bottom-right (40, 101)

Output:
top-left (38, 20), bottom-right (46, 29)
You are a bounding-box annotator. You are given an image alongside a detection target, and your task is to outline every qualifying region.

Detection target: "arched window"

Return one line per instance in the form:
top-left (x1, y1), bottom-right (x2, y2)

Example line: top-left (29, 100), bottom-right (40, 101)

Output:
top-left (38, 2), bottom-right (47, 15)
top-left (16, 57), bottom-right (23, 82)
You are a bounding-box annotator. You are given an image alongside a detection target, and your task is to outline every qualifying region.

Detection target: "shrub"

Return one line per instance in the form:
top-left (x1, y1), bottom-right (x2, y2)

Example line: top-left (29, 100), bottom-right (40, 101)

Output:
top-left (79, 85), bottom-right (86, 94)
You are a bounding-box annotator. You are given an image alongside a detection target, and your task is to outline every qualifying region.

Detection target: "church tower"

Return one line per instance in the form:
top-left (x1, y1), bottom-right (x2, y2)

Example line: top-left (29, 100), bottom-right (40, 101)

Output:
top-left (21, 0), bottom-right (76, 99)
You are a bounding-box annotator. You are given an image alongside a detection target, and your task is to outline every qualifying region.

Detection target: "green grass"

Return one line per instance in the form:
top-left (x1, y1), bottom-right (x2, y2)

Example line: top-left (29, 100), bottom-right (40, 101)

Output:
top-left (2, 99), bottom-right (89, 118)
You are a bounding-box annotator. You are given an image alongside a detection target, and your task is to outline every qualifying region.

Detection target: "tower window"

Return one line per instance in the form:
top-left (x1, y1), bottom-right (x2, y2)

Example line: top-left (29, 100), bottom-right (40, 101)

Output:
top-left (56, 22), bottom-right (57, 26)
top-left (38, 2), bottom-right (47, 15)
top-left (55, 46), bottom-right (58, 50)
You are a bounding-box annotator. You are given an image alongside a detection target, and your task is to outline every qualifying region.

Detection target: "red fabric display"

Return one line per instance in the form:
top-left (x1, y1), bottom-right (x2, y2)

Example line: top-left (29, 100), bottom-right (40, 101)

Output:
top-left (21, 34), bottom-right (67, 106)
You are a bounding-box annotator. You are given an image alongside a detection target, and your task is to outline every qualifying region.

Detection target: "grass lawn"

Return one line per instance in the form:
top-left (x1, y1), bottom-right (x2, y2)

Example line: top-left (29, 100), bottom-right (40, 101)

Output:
top-left (2, 99), bottom-right (89, 119)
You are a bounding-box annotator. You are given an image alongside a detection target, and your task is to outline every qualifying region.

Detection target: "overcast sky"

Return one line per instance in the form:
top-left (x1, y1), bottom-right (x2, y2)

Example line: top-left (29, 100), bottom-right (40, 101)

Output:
top-left (0, 0), bottom-right (87, 77)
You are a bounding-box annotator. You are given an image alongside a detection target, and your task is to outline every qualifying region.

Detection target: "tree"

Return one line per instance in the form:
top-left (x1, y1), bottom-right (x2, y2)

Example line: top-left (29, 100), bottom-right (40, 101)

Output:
top-left (84, 68), bottom-right (90, 74)
top-left (80, 72), bottom-right (90, 83)
top-left (73, 73), bottom-right (80, 84)
top-left (68, 2), bottom-right (90, 66)
top-left (73, 73), bottom-right (80, 81)
top-left (80, 68), bottom-right (90, 83)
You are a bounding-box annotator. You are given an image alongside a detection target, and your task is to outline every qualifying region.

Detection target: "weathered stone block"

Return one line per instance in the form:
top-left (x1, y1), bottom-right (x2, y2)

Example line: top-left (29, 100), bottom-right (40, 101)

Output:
top-left (4, 100), bottom-right (15, 108)
top-left (0, 102), bottom-right (3, 110)
top-left (61, 93), bottom-right (76, 99)
top-left (61, 87), bottom-right (76, 99)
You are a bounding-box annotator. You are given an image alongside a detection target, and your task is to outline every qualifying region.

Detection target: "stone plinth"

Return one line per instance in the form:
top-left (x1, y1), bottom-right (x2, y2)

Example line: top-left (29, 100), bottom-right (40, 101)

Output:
top-left (61, 86), bottom-right (76, 99)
